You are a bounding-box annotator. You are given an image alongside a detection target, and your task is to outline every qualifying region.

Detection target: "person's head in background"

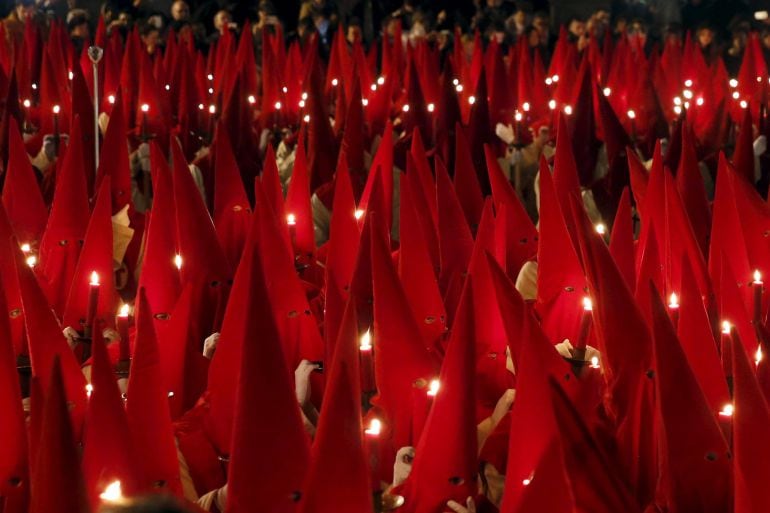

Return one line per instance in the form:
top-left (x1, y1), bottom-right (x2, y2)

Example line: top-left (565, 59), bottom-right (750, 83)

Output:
top-left (762, 28), bottom-right (770, 50)
top-left (99, 495), bottom-right (196, 513)
top-left (297, 16), bottom-right (315, 42)
top-left (140, 21), bottom-right (161, 53)
top-left (213, 10), bottom-right (233, 34)
top-left (567, 16), bottom-right (586, 39)
top-left (67, 9), bottom-right (90, 41)
top-left (525, 25), bottom-right (540, 47)
top-left (614, 15), bottom-right (628, 35)
top-left (15, 0), bottom-right (36, 20)
top-left (628, 18), bottom-right (648, 43)
top-left (511, 7), bottom-right (527, 29)
top-left (696, 23), bottom-right (715, 48)
top-left (171, 0), bottom-right (190, 22)
top-left (346, 17), bottom-right (362, 44)
top-left (532, 11), bottom-right (549, 40)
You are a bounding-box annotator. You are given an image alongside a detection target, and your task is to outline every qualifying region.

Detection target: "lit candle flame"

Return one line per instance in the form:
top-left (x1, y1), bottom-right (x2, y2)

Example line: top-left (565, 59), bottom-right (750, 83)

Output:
top-left (370, 83), bottom-right (377, 92)
top-left (740, 100), bottom-right (749, 109)
top-left (668, 292), bottom-right (679, 309)
top-left (365, 418), bottom-right (382, 436)
top-left (274, 101), bottom-right (282, 110)
top-left (732, 91), bottom-right (741, 100)
top-left (602, 87), bottom-right (611, 97)
top-left (590, 356), bottom-right (600, 369)
top-left (674, 96), bottom-right (682, 106)
top-left (360, 329), bottom-right (372, 351)
top-left (298, 100), bottom-right (306, 108)
top-left (674, 106), bottom-right (682, 115)
top-left (68, 71), bottom-right (73, 81)
top-left (427, 379), bottom-right (440, 396)
top-left (377, 76), bottom-right (385, 86)
top-left (627, 109), bottom-right (636, 120)
top-left (730, 78), bottom-right (739, 88)
top-left (361, 98), bottom-right (368, 107)
top-left (455, 84), bottom-right (464, 93)
top-left (514, 111), bottom-right (523, 122)
top-left (301, 92), bottom-right (308, 101)
top-left (427, 103), bottom-right (435, 112)
top-left (522, 102), bottom-right (530, 111)
top-left (303, 114), bottom-right (310, 123)
top-left (108, 95), bottom-right (115, 104)
top-left (118, 304), bottom-right (129, 317)
top-left (719, 404), bottom-right (734, 417)
top-left (563, 105), bottom-right (573, 116)
top-left (468, 96), bottom-right (476, 105)
top-left (52, 105), bottom-right (60, 114)
top-left (452, 78), bottom-right (460, 86)
top-left (286, 213), bottom-right (297, 226)
top-left (331, 78), bottom-right (338, 87)
top-left (722, 321), bottom-right (732, 334)
top-left (683, 89), bottom-right (693, 100)
top-left (86, 383), bottom-right (93, 397)
top-left (354, 209), bottom-right (364, 220)
top-left (99, 480), bottom-right (123, 502)
top-left (208, 105), bottom-right (216, 114)
top-left (247, 94), bottom-right (256, 104)
top-left (594, 223), bottom-right (606, 235)
top-left (198, 103), bottom-right (204, 110)
top-left (402, 104), bottom-right (410, 113)
top-left (282, 86), bottom-right (288, 94)
top-left (684, 79), bottom-right (693, 88)
top-left (90, 271), bottom-right (100, 286)
top-left (174, 254), bottom-right (183, 270)
top-left (207, 74), bottom-right (214, 81)
top-left (551, 74), bottom-right (560, 83)
top-left (696, 97), bottom-right (704, 106)
top-left (757, 345), bottom-right (763, 365)
top-left (754, 270), bottom-right (763, 284)
top-left (548, 99), bottom-right (557, 110)
top-left (140, 103), bottom-right (149, 113)
top-left (165, 84), bottom-right (170, 91)
top-left (22, 99), bottom-right (30, 108)
top-left (25, 255), bottom-right (36, 267)
top-left (582, 297), bottom-right (593, 311)
top-left (20, 243), bottom-right (30, 253)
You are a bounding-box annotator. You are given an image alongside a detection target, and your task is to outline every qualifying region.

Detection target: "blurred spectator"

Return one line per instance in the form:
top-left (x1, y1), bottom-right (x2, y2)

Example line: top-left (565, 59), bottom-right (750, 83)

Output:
top-left (505, 6), bottom-right (528, 40)
top-left (67, 8), bottom-right (90, 52)
top-left (140, 20), bottom-right (162, 54)
top-left (696, 22), bottom-right (719, 64)
top-left (724, 28), bottom-right (748, 77)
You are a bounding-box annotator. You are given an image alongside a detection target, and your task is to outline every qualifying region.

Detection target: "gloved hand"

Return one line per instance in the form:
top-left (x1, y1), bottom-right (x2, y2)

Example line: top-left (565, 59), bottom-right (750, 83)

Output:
top-left (102, 328), bottom-right (120, 342)
top-left (446, 497), bottom-right (476, 513)
top-left (495, 123), bottom-right (515, 145)
top-left (62, 326), bottom-right (79, 349)
top-left (43, 133), bottom-right (69, 161)
top-left (136, 142), bottom-right (151, 173)
top-left (294, 359), bottom-right (319, 406)
top-left (203, 332), bottom-right (220, 359)
top-left (754, 135), bottom-right (767, 157)
top-left (393, 446), bottom-right (415, 487)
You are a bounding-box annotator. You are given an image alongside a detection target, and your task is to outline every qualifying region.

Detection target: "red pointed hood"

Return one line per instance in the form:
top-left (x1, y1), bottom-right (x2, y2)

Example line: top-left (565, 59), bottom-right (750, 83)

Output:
top-left (732, 328), bottom-right (770, 513)
top-left (62, 177), bottom-right (117, 331)
top-left (125, 289), bottom-right (182, 495)
top-left (137, 142), bottom-right (181, 319)
top-left (399, 279), bottom-right (477, 512)
top-left (323, 157), bottom-right (360, 351)
top-left (297, 299), bottom-right (373, 513)
top-left (171, 140), bottom-right (229, 285)
top-left (3, 118), bottom-right (47, 244)
top-left (341, 76), bottom-right (366, 176)
top-left (0, 277), bottom-right (27, 501)
top-left (371, 212), bottom-right (439, 449)
top-left (15, 242), bottom-right (87, 433)
top-left (436, 155), bottom-right (474, 291)
top-left (224, 249), bottom-right (310, 513)
top-left (609, 188), bottom-right (636, 290)
top-left (213, 123), bottom-right (251, 270)
top-left (453, 127), bottom-right (484, 230)
top-left (466, 73), bottom-right (494, 193)
top-left (676, 122), bottom-right (710, 256)
top-left (38, 117), bottom-right (90, 314)
top-left (95, 92), bottom-right (132, 213)
top-left (82, 328), bottom-right (140, 508)
top-left (261, 144), bottom-right (287, 220)
top-left (536, 155), bottom-right (586, 345)
top-left (29, 358), bottom-right (90, 513)
top-left (306, 57), bottom-right (338, 192)
top-left (399, 174), bottom-right (446, 351)
top-left (69, 64), bottom-right (96, 194)
top-left (284, 132), bottom-right (316, 257)
top-left (649, 284), bottom-right (731, 513)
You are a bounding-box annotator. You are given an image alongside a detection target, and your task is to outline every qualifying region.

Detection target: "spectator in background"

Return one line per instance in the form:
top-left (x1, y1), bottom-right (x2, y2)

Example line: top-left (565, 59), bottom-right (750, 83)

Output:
top-left (311, 4), bottom-right (334, 60)
top-left (67, 9), bottom-right (90, 53)
top-left (4, 0), bottom-right (36, 43)
top-left (140, 20), bottom-right (162, 55)
top-left (207, 9), bottom-right (234, 46)
top-left (724, 27), bottom-right (748, 77)
top-left (696, 21), bottom-right (719, 65)
top-left (169, 0), bottom-right (191, 33)
top-left (346, 17), bottom-right (363, 46)
top-left (506, 6), bottom-right (528, 41)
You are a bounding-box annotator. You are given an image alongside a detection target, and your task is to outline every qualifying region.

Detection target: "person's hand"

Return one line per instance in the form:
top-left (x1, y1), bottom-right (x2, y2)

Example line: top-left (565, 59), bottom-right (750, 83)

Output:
top-left (102, 328), bottom-right (120, 342)
top-left (43, 133), bottom-right (69, 161)
top-left (62, 326), bottom-right (79, 349)
top-left (295, 360), bottom-right (319, 406)
top-left (137, 142), bottom-right (151, 172)
top-left (490, 389), bottom-right (515, 425)
top-left (495, 123), bottom-right (515, 145)
top-left (446, 497), bottom-right (476, 513)
top-left (203, 332), bottom-right (220, 359)
top-left (754, 135), bottom-right (767, 157)
top-left (393, 446), bottom-right (415, 487)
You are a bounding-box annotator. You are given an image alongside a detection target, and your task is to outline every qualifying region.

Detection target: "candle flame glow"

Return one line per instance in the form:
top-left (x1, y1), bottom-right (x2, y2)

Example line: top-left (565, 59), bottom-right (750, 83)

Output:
top-left (684, 79), bottom-right (693, 87)
top-left (22, 99), bottom-right (30, 108)
top-left (722, 321), bottom-right (732, 334)
top-left (602, 87), bottom-right (611, 97)
top-left (696, 97), bottom-right (704, 106)
top-left (402, 104), bottom-right (410, 113)
top-left (523, 102), bottom-right (530, 111)
top-left (286, 213), bottom-right (297, 226)
top-left (668, 292), bottom-right (679, 309)
top-left (174, 254), bottom-right (183, 270)
top-left (741, 100), bottom-right (749, 109)
top-left (582, 297), bottom-right (593, 311)
top-left (427, 103), bottom-right (435, 112)
top-left (274, 101), bottom-right (282, 110)
top-left (247, 94), bottom-right (256, 104)
top-left (627, 109), bottom-right (636, 119)
top-left (108, 95), bottom-right (115, 104)
top-left (754, 270), bottom-right (762, 284)
top-left (52, 105), bottom-right (60, 114)
top-left (730, 78), bottom-right (739, 88)
top-left (377, 76), bottom-right (385, 85)
top-left (90, 271), bottom-right (100, 286)
top-left (590, 356), bottom-right (600, 368)
top-left (118, 304), bottom-right (129, 317)
top-left (719, 404), bottom-right (734, 417)
top-left (303, 114), bottom-right (310, 122)
top-left (360, 329), bottom-right (372, 351)
top-left (208, 105), bottom-right (216, 114)
top-left (757, 345), bottom-right (763, 365)
top-left (20, 243), bottom-right (30, 253)
top-left (365, 418), bottom-right (382, 436)
top-left (594, 223), bottom-right (606, 235)
top-left (99, 480), bottom-right (123, 502)
top-left (25, 255), bottom-right (36, 267)
top-left (141, 103), bottom-right (149, 113)
top-left (354, 209), bottom-right (364, 220)
top-left (86, 383), bottom-right (93, 397)
top-left (514, 111), bottom-right (523, 122)
top-left (427, 379), bottom-right (440, 396)
top-left (331, 78), bottom-right (338, 87)
top-left (468, 95), bottom-right (476, 105)
top-left (563, 105), bottom-right (573, 116)
top-left (548, 99), bottom-right (557, 110)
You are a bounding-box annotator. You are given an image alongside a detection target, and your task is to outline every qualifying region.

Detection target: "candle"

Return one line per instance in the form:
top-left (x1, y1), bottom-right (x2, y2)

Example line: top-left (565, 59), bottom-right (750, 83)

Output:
top-left (721, 321), bottom-right (733, 392)
top-left (514, 110), bottom-right (523, 144)
top-left (174, 254), bottom-right (183, 270)
top-left (207, 104), bottom-right (216, 138)
top-left (668, 292), bottom-right (680, 328)
top-left (627, 109), bottom-right (636, 141)
top-left (364, 418), bottom-right (382, 491)
top-left (85, 271), bottom-right (100, 336)
top-left (52, 104), bottom-right (60, 156)
top-left (753, 270), bottom-right (763, 325)
top-left (359, 329), bottom-right (376, 394)
top-left (574, 297), bottom-right (593, 357)
top-left (22, 99), bottom-right (30, 131)
top-left (117, 304), bottom-right (130, 361)
top-left (140, 103), bottom-right (150, 140)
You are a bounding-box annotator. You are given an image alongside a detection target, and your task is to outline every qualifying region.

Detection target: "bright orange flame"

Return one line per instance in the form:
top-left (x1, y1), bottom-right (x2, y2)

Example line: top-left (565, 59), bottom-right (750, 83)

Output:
top-left (90, 271), bottom-right (100, 286)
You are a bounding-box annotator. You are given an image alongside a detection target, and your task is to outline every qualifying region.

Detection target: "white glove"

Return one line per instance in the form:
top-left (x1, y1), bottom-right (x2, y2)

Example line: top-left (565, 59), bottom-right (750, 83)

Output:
top-left (102, 328), bottom-right (120, 342)
top-left (393, 446), bottom-right (415, 487)
top-left (495, 123), bottom-right (515, 145)
top-left (490, 389), bottom-right (515, 425)
top-left (43, 133), bottom-right (69, 161)
top-left (446, 497), bottom-right (476, 513)
top-left (555, 339), bottom-right (601, 362)
top-left (137, 142), bottom-right (151, 172)
top-left (62, 326), bottom-right (79, 349)
top-left (294, 359), bottom-right (319, 406)
top-left (754, 135), bottom-right (767, 157)
top-left (202, 332), bottom-right (220, 359)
